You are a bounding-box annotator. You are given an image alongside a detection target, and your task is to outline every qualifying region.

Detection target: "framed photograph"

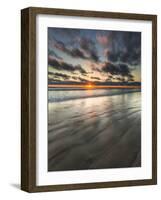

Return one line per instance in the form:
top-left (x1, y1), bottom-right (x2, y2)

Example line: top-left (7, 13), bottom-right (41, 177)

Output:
top-left (21, 7), bottom-right (157, 192)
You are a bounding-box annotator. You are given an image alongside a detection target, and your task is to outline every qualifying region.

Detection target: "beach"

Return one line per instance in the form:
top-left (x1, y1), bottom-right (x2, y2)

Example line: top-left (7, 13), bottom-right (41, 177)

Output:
top-left (48, 89), bottom-right (141, 171)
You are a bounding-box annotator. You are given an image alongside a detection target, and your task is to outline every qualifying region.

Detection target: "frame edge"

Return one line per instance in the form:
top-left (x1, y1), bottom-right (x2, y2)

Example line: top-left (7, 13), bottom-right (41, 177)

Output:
top-left (21, 8), bottom-right (30, 192)
top-left (152, 15), bottom-right (157, 185)
top-left (24, 7), bottom-right (157, 20)
top-left (21, 7), bottom-right (37, 192)
top-left (21, 7), bottom-right (157, 193)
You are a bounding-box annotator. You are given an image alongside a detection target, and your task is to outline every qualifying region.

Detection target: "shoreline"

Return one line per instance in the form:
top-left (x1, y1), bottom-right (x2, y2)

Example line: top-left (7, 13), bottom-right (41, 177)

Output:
top-left (48, 90), bottom-right (141, 103)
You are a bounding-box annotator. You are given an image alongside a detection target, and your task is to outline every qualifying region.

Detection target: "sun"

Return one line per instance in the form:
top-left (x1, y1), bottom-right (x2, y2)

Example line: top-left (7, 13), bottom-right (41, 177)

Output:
top-left (86, 83), bottom-right (94, 89)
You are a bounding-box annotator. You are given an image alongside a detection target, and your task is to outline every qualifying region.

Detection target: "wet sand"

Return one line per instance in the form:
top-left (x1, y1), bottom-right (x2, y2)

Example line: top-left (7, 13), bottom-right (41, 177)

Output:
top-left (48, 91), bottom-right (141, 171)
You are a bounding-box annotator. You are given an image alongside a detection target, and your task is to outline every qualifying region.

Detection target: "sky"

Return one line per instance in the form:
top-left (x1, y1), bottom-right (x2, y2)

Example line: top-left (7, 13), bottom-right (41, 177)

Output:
top-left (48, 27), bottom-right (141, 84)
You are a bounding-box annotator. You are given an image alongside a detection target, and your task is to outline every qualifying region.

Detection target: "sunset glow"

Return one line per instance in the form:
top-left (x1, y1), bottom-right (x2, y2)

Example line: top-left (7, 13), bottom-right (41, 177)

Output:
top-left (86, 83), bottom-right (94, 89)
top-left (48, 84), bottom-right (141, 89)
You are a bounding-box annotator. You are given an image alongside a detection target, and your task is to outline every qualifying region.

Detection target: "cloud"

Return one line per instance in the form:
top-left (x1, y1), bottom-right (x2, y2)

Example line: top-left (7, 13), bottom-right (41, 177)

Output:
top-left (102, 62), bottom-right (133, 80)
top-left (75, 64), bottom-right (87, 75)
top-left (71, 76), bottom-right (78, 80)
top-left (102, 62), bottom-right (120, 75)
top-left (96, 34), bottom-right (108, 46)
top-left (106, 32), bottom-right (141, 66)
top-left (79, 37), bottom-right (99, 62)
top-left (90, 76), bottom-right (101, 80)
top-left (48, 58), bottom-right (87, 75)
top-left (48, 71), bottom-right (90, 82)
top-left (77, 77), bottom-right (88, 82)
top-left (115, 77), bottom-right (125, 82)
top-left (54, 40), bottom-right (69, 53)
top-left (52, 37), bottom-right (99, 62)
top-left (48, 78), bottom-right (59, 82)
top-left (71, 76), bottom-right (89, 82)
top-left (70, 48), bottom-right (87, 59)
top-left (53, 39), bottom-right (89, 60)
top-left (90, 51), bottom-right (99, 62)
top-left (118, 63), bottom-right (130, 76)
top-left (51, 72), bottom-right (71, 80)
top-left (48, 28), bottom-right (140, 82)
top-left (48, 49), bottom-right (62, 60)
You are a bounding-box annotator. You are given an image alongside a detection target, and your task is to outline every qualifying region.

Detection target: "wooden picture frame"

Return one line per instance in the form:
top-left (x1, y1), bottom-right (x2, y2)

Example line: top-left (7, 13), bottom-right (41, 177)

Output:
top-left (21, 7), bottom-right (157, 192)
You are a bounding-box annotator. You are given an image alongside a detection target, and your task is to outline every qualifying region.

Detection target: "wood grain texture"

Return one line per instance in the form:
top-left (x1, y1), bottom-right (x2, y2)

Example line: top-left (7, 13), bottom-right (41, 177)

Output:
top-left (21, 8), bottom-right (36, 192)
top-left (21, 8), bottom-right (30, 192)
top-left (21, 7), bottom-right (157, 193)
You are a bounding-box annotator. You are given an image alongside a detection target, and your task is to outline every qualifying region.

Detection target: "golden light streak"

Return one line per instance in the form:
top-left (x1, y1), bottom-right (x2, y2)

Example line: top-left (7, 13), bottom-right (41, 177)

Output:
top-left (85, 83), bottom-right (94, 89)
top-left (48, 84), bottom-right (141, 89)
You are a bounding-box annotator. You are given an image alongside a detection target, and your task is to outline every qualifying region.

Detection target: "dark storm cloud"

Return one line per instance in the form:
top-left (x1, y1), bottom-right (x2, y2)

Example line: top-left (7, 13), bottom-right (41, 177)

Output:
top-left (102, 62), bottom-right (120, 75)
top-left (54, 72), bottom-right (71, 80)
top-left (48, 58), bottom-right (73, 71)
top-left (71, 76), bottom-right (88, 82)
top-left (77, 77), bottom-right (88, 82)
top-left (115, 77), bottom-right (125, 82)
top-left (79, 37), bottom-right (95, 50)
top-left (48, 71), bottom-right (71, 80)
top-left (106, 31), bottom-right (141, 66)
top-left (90, 76), bottom-right (101, 80)
top-left (71, 76), bottom-right (78, 80)
top-left (54, 40), bottom-right (69, 53)
top-left (79, 37), bottom-right (99, 62)
top-left (53, 37), bottom-right (99, 62)
top-left (48, 58), bottom-right (62, 69)
top-left (70, 48), bottom-right (87, 59)
top-left (53, 39), bottom-right (88, 60)
top-left (118, 63), bottom-right (130, 76)
top-left (48, 71), bottom-right (55, 76)
top-left (75, 64), bottom-right (87, 75)
top-left (48, 58), bottom-right (87, 75)
top-left (90, 51), bottom-right (99, 62)
top-left (102, 62), bottom-right (134, 79)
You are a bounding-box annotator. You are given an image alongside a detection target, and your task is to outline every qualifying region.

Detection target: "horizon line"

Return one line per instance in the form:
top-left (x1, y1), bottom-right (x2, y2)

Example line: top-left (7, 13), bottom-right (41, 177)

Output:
top-left (48, 84), bottom-right (141, 89)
